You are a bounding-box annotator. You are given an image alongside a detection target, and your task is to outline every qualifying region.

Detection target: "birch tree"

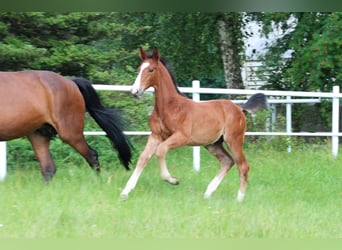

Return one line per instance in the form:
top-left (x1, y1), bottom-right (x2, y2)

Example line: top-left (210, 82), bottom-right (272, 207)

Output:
top-left (216, 12), bottom-right (245, 90)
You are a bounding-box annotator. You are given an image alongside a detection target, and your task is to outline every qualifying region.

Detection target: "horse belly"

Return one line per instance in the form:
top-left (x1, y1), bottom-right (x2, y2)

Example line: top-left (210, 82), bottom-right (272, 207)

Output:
top-left (0, 92), bottom-right (48, 140)
top-left (0, 111), bottom-right (46, 140)
top-left (188, 114), bottom-right (224, 146)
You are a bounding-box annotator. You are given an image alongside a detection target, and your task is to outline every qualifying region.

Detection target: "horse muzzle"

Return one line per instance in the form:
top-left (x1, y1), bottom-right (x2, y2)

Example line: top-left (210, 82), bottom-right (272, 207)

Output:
top-left (131, 88), bottom-right (144, 98)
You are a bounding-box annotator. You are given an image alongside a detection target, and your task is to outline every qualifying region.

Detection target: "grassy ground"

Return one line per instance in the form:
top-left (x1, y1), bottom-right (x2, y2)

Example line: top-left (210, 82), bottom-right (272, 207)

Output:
top-left (0, 142), bottom-right (341, 238)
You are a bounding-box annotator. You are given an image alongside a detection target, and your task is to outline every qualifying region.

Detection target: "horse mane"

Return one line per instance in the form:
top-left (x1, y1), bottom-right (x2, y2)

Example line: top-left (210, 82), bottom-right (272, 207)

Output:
top-left (146, 52), bottom-right (184, 96)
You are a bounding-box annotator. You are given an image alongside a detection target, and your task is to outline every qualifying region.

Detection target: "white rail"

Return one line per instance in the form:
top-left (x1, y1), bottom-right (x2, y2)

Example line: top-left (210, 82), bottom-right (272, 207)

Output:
top-left (0, 82), bottom-right (340, 180)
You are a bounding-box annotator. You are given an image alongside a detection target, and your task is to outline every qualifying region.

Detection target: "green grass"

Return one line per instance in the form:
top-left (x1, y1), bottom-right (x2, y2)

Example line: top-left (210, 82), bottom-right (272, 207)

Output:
top-left (0, 143), bottom-right (341, 239)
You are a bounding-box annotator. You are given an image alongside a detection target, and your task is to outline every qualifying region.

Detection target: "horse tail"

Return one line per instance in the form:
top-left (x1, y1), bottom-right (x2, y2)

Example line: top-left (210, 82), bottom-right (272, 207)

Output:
top-left (240, 93), bottom-right (268, 114)
top-left (70, 77), bottom-right (132, 170)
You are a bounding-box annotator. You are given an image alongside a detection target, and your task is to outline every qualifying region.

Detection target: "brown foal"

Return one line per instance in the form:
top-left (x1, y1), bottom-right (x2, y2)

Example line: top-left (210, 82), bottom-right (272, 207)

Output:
top-left (120, 48), bottom-right (267, 201)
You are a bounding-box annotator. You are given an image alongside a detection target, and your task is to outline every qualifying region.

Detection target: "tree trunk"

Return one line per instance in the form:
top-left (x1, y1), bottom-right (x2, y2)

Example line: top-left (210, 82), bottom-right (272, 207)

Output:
top-left (217, 13), bottom-right (244, 93)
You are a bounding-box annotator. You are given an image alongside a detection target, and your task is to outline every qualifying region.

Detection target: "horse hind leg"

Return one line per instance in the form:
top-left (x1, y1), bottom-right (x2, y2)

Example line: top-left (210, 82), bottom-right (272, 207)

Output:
top-left (55, 120), bottom-right (100, 173)
top-left (225, 134), bottom-right (249, 202)
top-left (64, 134), bottom-right (100, 173)
top-left (204, 143), bottom-right (235, 199)
top-left (28, 132), bottom-right (57, 181)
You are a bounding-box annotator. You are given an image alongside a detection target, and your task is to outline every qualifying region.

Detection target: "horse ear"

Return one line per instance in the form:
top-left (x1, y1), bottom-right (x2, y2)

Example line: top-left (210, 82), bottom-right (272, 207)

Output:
top-left (139, 47), bottom-right (147, 61)
top-left (152, 47), bottom-right (160, 61)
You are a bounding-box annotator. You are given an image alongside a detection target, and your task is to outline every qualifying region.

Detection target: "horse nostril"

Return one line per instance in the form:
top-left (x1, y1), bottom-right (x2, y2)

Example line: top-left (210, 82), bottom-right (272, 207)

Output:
top-left (132, 90), bottom-right (142, 98)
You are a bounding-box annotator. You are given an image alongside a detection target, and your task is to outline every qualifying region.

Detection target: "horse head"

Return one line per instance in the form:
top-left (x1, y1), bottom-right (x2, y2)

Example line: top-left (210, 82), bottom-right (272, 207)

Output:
top-left (131, 47), bottom-right (160, 98)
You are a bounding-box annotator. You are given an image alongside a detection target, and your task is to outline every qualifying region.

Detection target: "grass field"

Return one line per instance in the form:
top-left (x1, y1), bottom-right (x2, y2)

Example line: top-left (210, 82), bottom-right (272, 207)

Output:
top-left (0, 141), bottom-right (341, 239)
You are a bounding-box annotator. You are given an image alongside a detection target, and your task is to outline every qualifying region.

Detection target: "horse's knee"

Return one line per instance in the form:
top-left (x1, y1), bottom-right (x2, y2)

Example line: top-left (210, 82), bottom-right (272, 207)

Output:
top-left (155, 144), bottom-right (167, 160)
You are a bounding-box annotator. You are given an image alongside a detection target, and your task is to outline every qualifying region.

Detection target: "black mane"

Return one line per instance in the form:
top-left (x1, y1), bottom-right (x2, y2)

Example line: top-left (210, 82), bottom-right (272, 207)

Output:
top-left (146, 52), bottom-right (184, 96)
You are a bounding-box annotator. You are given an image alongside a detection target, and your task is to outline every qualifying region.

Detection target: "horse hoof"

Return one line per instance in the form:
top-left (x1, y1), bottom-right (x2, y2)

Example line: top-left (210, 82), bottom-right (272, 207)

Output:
top-left (203, 192), bottom-right (212, 199)
top-left (120, 193), bottom-right (129, 200)
top-left (168, 177), bottom-right (179, 185)
top-left (236, 190), bottom-right (245, 202)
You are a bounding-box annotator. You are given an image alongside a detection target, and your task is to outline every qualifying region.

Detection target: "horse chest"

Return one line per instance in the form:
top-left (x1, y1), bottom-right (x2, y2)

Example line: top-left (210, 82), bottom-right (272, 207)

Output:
top-left (151, 95), bottom-right (190, 139)
top-left (149, 112), bottom-right (177, 139)
top-left (158, 116), bottom-right (174, 136)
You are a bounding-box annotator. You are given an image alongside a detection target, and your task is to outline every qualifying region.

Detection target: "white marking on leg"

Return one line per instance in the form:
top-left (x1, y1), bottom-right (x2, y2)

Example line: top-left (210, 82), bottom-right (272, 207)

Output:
top-left (131, 62), bottom-right (150, 95)
top-left (159, 159), bottom-right (179, 185)
top-left (236, 190), bottom-right (245, 202)
top-left (120, 168), bottom-right (142, 199)
top-left (161, 167), bottom-right (173, 182)
top-left (204, 176), bottom-right (222, 199)
top-left (161, 170), bottom-right (179, 185)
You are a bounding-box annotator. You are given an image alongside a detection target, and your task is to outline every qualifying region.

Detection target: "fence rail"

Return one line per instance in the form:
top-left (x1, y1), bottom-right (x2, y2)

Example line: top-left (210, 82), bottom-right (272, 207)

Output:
top-left (0, 82), bottom-right (340, 180)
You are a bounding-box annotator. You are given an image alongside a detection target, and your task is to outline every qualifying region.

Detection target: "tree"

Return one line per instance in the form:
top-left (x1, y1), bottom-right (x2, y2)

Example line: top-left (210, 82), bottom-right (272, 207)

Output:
top-left (129, 13), bottom-right (224, 87)
top-left (216, 12), bottom-right (245, 90)
top-left (0, 12), bottom-right (249, 93)
top-left (0, 12), bottom-right (273, 134)
top-left (251, 12), bottom-right (342, 131)
top-left (117, 12), bottom-right (248, 100)
top-left (254, 12), bottom-right (342, 92)
top-left (0, 12), bottom-right (146, 84)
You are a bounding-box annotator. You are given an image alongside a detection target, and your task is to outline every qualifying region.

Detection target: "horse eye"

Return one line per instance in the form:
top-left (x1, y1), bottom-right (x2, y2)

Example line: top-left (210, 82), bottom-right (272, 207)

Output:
top-left (149, 68), bottom-right (154, 73)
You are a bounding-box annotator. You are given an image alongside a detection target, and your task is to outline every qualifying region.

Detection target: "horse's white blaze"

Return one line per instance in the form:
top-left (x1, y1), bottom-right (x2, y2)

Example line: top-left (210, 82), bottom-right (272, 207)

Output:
top-left (131, 62), bottom-right (150, 95)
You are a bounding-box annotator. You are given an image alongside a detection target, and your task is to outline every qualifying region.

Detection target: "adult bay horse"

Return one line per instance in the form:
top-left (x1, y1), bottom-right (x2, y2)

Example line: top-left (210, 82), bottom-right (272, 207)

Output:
top-left (120, 48), bottom-right (267, 201)
top-left (0, 70), bottom-right (132, 181)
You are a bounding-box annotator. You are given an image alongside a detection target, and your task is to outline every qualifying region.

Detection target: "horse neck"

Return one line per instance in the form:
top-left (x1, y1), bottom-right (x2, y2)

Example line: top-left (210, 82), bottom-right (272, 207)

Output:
top-left (154, 66), bottom-right (183, 113)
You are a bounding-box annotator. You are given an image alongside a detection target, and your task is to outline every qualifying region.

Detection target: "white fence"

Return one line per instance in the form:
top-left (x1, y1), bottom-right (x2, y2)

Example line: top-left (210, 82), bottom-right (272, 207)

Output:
top-left (0, 82), bottom-right (341, 180)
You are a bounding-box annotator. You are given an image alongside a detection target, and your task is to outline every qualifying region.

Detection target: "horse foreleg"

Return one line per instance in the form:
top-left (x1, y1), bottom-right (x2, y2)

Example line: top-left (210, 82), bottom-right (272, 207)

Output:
top-left (155, 133), bottom-right (189, 185)
top-left (120, 134), bottom-right (160, 199)
top-left (203, 143), bottom-right (235, 199)
top-left (159, 156), bottom-right (179, 185)
top-left (28, 133), bottom-right (56, 181)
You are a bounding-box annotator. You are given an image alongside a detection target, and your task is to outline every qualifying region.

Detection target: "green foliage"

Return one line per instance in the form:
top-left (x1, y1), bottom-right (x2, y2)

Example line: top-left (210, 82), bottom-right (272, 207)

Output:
top-left (114, 12), bottom-right (225, 88)
top-left (0, 12), bottom-right (231, 134)
top-left (254, 12), bottom-right (342, 93)
top-left (246, 109), bottom-right (273, 132)
top-left (96, 91), bottom-right (153, 135)
top-left (0, 12), bottom-right (145, 84)
top-left (0, 12), bottom-right (229, 88)
top-left (250, 12), bottom-right (342, 131)
top-left (285, 13), bottom-right (342, 92)
top-left (244, 108), bottom-right (322, 151)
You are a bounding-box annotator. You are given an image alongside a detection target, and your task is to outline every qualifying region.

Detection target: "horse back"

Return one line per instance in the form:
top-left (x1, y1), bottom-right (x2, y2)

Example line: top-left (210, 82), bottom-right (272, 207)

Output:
top-left (0, 70), bottom-right (84, 140)
top-left (25, 70), bottom-right (86, 125)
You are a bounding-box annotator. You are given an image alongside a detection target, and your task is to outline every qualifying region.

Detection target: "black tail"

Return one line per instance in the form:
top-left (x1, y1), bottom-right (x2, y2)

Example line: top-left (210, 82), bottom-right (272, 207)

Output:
top-left (70, 77), bottom-right (132, 170)
top-left (241, 93), bottom-right (268, 114)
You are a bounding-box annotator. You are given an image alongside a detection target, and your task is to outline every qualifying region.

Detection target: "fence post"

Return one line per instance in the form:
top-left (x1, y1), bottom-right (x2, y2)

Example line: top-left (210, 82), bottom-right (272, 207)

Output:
top-left (332, 85), bottom-right (340, 158)
top-left (192, 80), bottom-right (201, 171)
top-left (0, 141), bottom-right (6, 181)
top-left (286, 96), bottom-right (292, 153)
